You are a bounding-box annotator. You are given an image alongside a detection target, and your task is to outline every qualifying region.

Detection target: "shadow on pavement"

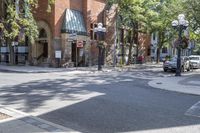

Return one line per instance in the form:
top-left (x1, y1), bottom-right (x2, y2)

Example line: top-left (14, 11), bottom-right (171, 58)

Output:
top-left (0, 72), bottom-right (200, 132)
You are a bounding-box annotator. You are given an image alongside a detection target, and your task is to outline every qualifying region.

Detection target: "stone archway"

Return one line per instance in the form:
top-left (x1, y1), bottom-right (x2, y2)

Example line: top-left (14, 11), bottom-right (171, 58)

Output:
top-left (32, 21), bottom-right (52, 65)
top-left (37, 21), bottom-right (52, 58)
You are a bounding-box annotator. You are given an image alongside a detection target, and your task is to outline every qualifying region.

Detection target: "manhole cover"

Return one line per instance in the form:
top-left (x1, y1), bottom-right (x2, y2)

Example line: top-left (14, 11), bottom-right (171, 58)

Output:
top-left (0, 112), bottom-right (11, 120)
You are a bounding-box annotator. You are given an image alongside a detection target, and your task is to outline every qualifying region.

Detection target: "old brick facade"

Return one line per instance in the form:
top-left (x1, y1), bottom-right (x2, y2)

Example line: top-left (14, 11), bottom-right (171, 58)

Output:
top-left (0, 0), bottom-right (151, 66)
top-left (31, 0), bottom-right (116, 67)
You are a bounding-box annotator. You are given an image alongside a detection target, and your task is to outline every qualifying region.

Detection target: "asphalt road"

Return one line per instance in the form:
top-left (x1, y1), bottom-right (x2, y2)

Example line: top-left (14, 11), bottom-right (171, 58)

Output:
top-left (0, 69), bottom-right (200, 133)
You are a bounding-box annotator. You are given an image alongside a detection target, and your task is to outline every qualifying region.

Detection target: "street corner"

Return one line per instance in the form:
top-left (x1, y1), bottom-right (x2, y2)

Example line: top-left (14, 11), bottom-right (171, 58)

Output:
top-left (148, 76), bottom-right (182, 90)
top-left (0, 105), bottom-right (80, 133)
top-left (148, 75), bottom-right (200, 96)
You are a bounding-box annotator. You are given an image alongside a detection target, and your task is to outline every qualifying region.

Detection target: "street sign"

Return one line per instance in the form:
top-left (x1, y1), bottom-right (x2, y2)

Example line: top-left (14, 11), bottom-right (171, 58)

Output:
top-left (76, 40), bottom-right (83, 48)
top-left (67, 33), bottom-right (77, 42)
top-left (69, 33), bottom-right (77, 37)
top-left (67, 38), bottom-right (74, 42)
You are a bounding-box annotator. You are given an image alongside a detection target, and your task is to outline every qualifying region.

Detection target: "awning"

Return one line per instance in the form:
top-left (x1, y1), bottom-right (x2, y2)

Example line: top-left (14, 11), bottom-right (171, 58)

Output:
top-left (61, 9), bottom-right (87, 36)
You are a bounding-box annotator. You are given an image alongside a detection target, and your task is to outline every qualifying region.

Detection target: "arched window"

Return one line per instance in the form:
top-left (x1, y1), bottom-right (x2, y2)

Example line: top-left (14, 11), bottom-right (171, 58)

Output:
top-left (39, 28), bottom-right (47, 38)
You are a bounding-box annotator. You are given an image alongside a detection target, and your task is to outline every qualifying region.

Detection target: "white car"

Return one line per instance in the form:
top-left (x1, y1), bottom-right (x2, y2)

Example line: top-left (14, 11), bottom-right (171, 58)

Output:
top-left (189, 55), bottom-right (200, 69)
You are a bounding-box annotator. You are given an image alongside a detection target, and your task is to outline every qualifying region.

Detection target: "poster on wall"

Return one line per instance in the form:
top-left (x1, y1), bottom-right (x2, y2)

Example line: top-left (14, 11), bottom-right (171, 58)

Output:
top-left (55, 50), bottom-right (61, 59)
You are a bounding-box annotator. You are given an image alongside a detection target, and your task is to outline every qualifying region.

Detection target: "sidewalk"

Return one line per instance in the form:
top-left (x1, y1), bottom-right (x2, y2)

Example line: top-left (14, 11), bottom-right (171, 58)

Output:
top-left (1, 64), bottom-right (200, 96)
top-left (149, 72), bottom-right (200, 96)
top-left (0, 106), bottom-right (80, 133)
top-left (0, 65), bottom-right (73, 73)
top-left (0, 63), bottom-right (163, 73)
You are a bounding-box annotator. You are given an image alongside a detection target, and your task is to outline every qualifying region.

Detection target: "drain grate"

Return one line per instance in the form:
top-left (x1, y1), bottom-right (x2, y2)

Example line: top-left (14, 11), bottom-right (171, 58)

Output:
top-left (0, 112), bottom-right (11, 120)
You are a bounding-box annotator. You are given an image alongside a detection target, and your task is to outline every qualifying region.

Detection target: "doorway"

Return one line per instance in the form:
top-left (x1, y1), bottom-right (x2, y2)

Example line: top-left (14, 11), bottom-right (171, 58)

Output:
top-left (37, 28), bottom-right (49, 63)
top-left (43, 42), bottom-right (48, 58)
top-left (71, 42), bottom-right (79, 66)
top-left (71, 42), bottom-right (85, 67)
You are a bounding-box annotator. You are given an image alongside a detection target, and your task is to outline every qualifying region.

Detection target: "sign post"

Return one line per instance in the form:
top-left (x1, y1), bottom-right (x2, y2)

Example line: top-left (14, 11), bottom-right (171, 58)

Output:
top-left (55, 50), bottom-right (61, 67)
top-left (68, 33), bottom-right (77, 42)
top-left (75, 40), bottom-right (84, 69)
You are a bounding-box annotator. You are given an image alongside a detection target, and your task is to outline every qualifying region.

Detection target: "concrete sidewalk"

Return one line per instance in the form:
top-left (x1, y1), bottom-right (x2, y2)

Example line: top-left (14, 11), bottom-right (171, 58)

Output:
top-left (149, 73), bottom-right (200, 96)
top-left (0, 63), bottom-right (163, 73)
top-left (0, 65), bottom-right (74, 73)
top-left (0, 65), bottom-right (113, 73)
top-left (0, 105), bottom-right (80, 133)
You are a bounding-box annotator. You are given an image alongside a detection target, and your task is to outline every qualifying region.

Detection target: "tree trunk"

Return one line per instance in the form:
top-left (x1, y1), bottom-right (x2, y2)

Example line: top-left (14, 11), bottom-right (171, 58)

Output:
top-left (127, 31), bottom-right (133, 65)
top-left (121, 29), bottom-right (125, 65)
top-left (156, 31), bottom-right (162, 64)
top-left (156, 47), bottom-right (160, 63)
top-left (134, 23), bottom-right (139, 57)
top-left (134, 22), bottom-right (139, 63)
top-left (9, 42), bottom-right (15, 65)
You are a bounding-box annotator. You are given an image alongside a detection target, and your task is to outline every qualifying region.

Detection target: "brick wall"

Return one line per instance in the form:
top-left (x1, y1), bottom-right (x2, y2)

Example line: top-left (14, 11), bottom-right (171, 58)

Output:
top-left (34, 0), bottom-right (108, 38)
top-left (33, 0), bottom-right (55, 35)
top-left (138, 33), bottom-right (151, 60)
top-left (33, 0), bottom-right (116, 65)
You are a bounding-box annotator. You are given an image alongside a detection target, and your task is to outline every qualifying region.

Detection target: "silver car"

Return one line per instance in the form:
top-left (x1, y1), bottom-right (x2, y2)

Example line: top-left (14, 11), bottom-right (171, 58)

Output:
top-left (189, 55), bottom-right (200, 69)
top-left (163, 56), bottom-right (190, 72)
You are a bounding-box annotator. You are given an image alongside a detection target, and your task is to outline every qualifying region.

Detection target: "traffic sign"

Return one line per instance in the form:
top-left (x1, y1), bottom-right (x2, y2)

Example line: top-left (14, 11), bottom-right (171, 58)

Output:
top-left (76, 40), bottom-right (83, 48)
top-left (69, 33), bottom-right (77, 38)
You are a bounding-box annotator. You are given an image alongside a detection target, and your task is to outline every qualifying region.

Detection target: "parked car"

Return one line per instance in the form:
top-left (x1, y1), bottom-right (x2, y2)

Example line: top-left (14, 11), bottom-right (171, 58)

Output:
top-left (163, 56), bottom-right (190, 72)
top-left (189, 55), bottom-right (200, 69)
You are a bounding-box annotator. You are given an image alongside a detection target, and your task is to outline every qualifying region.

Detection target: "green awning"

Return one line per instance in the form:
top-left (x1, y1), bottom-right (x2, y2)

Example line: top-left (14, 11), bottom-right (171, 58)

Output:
top-left (61, 9), bottom-right (87, 36)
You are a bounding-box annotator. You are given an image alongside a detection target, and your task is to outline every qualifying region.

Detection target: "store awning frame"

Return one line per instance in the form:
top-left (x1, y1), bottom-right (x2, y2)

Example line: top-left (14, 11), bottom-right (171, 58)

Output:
top-left (61, 9), bottom-right (87, 36)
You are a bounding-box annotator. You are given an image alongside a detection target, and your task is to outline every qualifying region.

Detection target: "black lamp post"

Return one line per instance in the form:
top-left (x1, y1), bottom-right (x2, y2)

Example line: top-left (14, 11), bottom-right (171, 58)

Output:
top-left (172, 14), bottom-right (189, 76)
top-left (94, 23), bottom-right (106, 71)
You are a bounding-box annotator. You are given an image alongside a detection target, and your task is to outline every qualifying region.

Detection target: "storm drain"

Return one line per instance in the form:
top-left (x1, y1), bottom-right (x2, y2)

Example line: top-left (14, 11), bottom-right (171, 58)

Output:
top-left (0, 112), bottom-right (11, 120)
top-left (185, 101), bottom-right (200, 117)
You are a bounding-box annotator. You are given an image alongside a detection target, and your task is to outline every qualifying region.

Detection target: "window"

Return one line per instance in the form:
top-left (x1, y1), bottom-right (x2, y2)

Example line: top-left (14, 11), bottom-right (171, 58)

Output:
top-left (90, 23), bottom-right (97, 40)
top-left (153, 33), bottom-right (156, 41)
top-left (39, 29), bottom-right (47, 38)
top-left (162, 47), bottom-right (168, 53)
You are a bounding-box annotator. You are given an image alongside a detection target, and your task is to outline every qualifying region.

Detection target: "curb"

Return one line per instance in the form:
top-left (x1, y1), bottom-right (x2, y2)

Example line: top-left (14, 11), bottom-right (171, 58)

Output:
top-left (148, 75), bottom-right (200, 96)
top-left (0, 105), bottom-right (80, 133)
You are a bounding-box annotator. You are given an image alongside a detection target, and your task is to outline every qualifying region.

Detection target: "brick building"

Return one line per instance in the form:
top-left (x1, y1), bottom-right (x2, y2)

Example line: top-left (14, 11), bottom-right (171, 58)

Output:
top-left (32, 0), bottom-right (116, 67)
top-left (0, 0), bottom-right (152, 66)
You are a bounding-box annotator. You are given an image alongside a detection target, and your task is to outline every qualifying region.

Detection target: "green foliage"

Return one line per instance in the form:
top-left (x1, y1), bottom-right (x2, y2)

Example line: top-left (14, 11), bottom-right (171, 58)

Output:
top-left (109, 0), bottom-right (160, 33)
top-left (183, 0), bottom-right (200, 32)
top-left (182, 0), bottom-right (200, 41)
top-left (0, 0), bottom-right (54, 44)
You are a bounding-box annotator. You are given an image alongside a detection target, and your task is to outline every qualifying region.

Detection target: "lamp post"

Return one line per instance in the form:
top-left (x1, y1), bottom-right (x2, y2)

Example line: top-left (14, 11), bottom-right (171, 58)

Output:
top-left (11, 41), bottom-right (18, 65)
top-left (94, 23), bottom-right (106, 71)
top-left (172, 14), bottom-right (189, 76)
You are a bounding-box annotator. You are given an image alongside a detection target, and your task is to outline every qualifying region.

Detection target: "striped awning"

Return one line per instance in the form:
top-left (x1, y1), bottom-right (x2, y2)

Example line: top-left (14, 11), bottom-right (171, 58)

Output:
top-left (61, 9), bottom-right (87, 36)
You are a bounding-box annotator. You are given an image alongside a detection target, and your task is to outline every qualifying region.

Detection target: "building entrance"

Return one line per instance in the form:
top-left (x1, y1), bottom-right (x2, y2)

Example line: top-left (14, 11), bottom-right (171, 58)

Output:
top-left (71, 42), bottom-right (85, 67)
top-left (36, 28), bottom-right (49, 64)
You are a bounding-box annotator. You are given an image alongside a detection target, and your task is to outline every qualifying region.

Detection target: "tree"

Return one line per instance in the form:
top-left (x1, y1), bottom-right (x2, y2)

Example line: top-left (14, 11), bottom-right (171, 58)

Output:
top-left (108, 0), bottom-right (160, 65)
top-left (0, 0), bottom-right (54, 64)
top-left (183, 0), bottom-right (200, 54)
top-left (183, 0), bottom-right (200, 33)
top-left (148, 0), bottom-right (185, 63)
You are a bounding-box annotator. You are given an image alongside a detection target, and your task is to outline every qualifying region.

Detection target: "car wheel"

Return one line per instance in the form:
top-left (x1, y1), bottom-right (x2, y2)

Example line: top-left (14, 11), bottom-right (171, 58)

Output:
top-left (164, 69), bottom-right (167, 72)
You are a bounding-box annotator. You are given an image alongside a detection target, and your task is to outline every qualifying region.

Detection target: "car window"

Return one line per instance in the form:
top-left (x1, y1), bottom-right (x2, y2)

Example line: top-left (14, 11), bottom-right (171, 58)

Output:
top-left (190, 57), bottom-right (200, 60)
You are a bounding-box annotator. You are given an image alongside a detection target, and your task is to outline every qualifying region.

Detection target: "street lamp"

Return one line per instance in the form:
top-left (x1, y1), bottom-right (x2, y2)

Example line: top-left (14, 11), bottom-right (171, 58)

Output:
top-left (11, 41), bottom-right (18, 65)
top-left (172, 14), bottom-right (189, 76)
top-left (94, 23), bottom-right (106, 71)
